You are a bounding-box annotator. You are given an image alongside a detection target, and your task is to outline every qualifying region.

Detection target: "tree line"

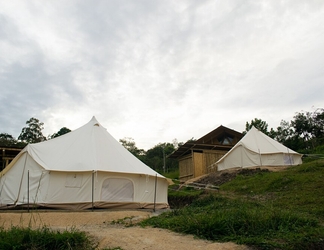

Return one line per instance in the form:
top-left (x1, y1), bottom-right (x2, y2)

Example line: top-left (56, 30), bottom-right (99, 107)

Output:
top-left (244, 108), bottom-right (324, 152)
top-left (1, 108), bottom-right (323, 173)
top-left (0, 117), bottom-right (71, 148)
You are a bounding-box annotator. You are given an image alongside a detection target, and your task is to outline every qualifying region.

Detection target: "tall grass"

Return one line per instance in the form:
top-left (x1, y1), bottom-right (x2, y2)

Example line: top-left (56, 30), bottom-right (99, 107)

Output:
top-left (142, 195), bottom-right (324, 249)
top-left (163, 170), bottom-right (179, 181)
top-left (0, 226), bottom-right (97, 250)
top-left (221, 160), bottom-right (324, 220)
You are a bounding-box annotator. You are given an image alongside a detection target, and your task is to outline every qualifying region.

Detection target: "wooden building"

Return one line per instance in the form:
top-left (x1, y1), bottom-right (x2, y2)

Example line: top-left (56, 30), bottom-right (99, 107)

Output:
top-left (0, 146), bottom-right (22, 171)
top-left (168, 126), bottom-right (243, 183)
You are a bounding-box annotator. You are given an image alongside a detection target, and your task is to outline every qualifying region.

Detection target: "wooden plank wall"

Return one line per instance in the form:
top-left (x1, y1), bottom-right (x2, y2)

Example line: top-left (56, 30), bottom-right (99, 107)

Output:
top-left (0, 147), bottom-right (21, 171)
top-left (178, 150), bottom-right (228, 182)
top-left (179, 155), bottom-right (194, 182)
top-left (203, 150), bottom-right (226, 173)
top-left (193, 152), bottom-right (204, 177)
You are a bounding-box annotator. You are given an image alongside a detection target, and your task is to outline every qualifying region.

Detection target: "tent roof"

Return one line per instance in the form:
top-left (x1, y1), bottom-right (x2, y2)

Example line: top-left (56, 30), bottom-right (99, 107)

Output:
top-left (11, 117), bottom-right (163, 177)
top-left (217, 126), bottom-right (301, 164)
top-left (238, 127), bottom-right (300, 154)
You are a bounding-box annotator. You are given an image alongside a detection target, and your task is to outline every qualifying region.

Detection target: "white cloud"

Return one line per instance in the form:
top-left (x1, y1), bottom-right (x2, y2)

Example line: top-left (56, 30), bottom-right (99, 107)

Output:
top-left (0, 0), bottom-right (323, 149)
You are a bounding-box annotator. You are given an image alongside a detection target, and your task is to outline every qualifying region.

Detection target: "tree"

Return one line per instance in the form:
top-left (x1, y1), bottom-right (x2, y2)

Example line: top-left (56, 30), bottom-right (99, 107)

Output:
top-left (291, 111), bottom-right (313, 146)
top-left (144, 142), bottom-right (178, 173)
top-left (50, 127), bottom-right (71, 139)
top-left (243, 118), bottom-right (269, 135)
top-left (271, 120), bottom-right (302, 151)
top-left (0, 133), bottom-right (17, 147)
top-left (309, 108), bottom-right (324, 145)
top-left (290, 108), bottom-right (324, 149)
top-left (119, 137), bottom-right (145, 158)
top-left (18, 117), bottom-right (47, 143)
top-left (268, 108), bottom-right (324, 151)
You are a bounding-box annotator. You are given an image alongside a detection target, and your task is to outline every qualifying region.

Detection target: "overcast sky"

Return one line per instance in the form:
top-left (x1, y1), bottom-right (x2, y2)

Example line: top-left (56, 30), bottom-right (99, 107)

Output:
top-left (1, 1), bottom-right (323, 150)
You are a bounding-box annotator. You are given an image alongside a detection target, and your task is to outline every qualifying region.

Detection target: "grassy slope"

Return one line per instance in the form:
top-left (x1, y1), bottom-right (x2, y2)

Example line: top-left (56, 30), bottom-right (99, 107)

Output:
top-left (141, 159), bottom-right (324, 249)
top-left (221, 160), bottom-right (324, 220)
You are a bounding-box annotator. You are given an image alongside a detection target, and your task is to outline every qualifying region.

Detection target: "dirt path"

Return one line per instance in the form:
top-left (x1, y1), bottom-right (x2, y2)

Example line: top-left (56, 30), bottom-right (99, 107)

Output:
top-left (0, 210), bottom-right (249, 250)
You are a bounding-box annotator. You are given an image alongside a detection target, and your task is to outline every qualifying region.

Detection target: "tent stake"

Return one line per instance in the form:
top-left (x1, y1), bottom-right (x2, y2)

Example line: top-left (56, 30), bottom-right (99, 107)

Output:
top-left (153, 174), bottom-right (157, 212)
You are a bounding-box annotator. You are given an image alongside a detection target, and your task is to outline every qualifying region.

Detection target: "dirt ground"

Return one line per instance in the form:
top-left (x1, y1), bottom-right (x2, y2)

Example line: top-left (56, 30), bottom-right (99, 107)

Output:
top-left (0, 210), bottom-right (249, 250)
top-left (186, 166), bottom-right (289, 187)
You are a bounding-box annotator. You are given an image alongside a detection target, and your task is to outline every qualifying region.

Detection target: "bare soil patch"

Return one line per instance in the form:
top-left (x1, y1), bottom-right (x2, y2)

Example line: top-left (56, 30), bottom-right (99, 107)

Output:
top-left (0, 210), bottom-right (249, 250)
top-left (186, 166), bottom-right (289, 187)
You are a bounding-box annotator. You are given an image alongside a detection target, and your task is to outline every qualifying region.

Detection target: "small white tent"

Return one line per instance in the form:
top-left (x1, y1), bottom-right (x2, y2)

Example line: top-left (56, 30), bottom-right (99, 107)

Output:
top-left (0, 117), bottom-right (169, 210)
top-left (216, 126), bottom-right (302, 171)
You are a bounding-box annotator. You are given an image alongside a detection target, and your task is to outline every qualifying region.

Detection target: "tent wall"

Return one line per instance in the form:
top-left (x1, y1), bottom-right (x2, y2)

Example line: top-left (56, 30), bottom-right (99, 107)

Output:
top-left (0, 156), bottom-right (168, 210)
top-left (217, 145), bottom-right (303, 171)
top-left (0, 153), bottom-right (50, 206)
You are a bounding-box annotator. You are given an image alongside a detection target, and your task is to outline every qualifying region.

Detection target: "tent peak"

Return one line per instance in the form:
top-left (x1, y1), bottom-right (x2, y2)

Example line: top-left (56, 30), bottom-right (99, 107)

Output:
top-left (90, 116), bottom-right (100, 126)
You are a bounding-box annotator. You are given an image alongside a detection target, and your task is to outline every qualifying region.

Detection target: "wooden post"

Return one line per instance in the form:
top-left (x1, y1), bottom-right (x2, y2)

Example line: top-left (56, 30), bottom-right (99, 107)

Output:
top-left (92, 171), bottom-right (94, 211)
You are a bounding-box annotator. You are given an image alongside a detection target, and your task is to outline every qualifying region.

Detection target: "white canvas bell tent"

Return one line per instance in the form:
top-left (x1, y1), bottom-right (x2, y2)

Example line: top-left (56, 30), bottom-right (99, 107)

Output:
top-left (216, 126), bottom-right (302, 171)
top-left (0, 117), bottom-right (169, 210)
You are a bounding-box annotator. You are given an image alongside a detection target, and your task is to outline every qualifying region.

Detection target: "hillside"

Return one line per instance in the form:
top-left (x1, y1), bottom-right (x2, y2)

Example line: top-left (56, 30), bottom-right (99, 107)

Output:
top-left (143, 159), bottom-right (324, 249)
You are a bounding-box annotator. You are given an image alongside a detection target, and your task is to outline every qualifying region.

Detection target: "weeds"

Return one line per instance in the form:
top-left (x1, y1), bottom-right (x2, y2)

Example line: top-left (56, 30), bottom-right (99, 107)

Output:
top-left (111, 216), bottom-right (136, 227)
top-left (0, 226), bottom-right (97, 250)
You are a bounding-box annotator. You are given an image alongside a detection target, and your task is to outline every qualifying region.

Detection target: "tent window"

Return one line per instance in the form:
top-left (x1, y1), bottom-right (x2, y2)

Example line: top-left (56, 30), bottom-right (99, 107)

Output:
top-left (101, 178), bottom-right (134, 202)
top-left (65, 173), bottom-right (83, 188)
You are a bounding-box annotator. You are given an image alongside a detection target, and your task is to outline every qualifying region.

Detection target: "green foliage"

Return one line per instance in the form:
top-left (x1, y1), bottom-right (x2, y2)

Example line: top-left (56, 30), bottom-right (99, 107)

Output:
top-left (163, 170), bottom-right (179, 180)
top-left (245, 108), bottom-right (324, 152)
top-left (275, 108), bottom-right (324, 151)
top-left (243, 118), bottom-right (269, 135)
top-left (50, 127), bottom-right (71, 139)
top-left (0, 226), bottom-right (97, 250)
top-left (0, 133), bottom-right (26, 148)
top-left (0, 133), bottom-right (16, 146)
top-left (18, 117), bottom-right (47, 144)
top-left (143, 143), bottom-right (178, 173)
top-left (119, 137), bottom-right (145, 158)
top-left (313, 144), bottom-right (324, 154)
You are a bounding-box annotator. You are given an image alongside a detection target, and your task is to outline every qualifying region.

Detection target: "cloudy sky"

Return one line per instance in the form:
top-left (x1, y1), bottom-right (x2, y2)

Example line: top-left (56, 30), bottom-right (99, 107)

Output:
top-left (1, 1), bottom-right (323, 150)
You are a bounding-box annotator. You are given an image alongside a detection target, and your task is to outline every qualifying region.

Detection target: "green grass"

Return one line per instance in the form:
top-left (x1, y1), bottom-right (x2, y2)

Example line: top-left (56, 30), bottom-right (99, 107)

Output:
top-left (141, 159), bottom-right (324, 249)
top-left (221, 160), bottom-right (324, 220)
top-left (168, 185), bottom-right (204, 209)
top-left (0, 226), bottom-right (97, 250)
top-left (163, 170), bottom-right (179, 181)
